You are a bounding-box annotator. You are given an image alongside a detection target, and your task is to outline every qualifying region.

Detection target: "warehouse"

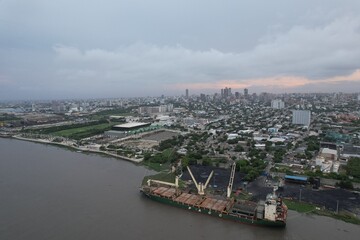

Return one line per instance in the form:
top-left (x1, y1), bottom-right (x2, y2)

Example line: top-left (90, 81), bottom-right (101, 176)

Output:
top-left (112, 122), bottom-right (151, 131)
top-left (284, 175), bottom-right (308, 184)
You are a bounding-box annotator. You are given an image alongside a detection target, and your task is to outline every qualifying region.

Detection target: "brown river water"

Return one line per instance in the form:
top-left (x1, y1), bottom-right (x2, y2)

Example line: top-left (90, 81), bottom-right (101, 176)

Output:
top-left (0, 138), bottom-right (359, 240)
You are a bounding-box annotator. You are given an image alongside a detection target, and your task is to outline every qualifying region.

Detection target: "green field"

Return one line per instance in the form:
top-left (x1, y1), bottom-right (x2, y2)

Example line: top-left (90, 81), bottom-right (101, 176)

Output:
top-left (284, 199), bottom-right (316, 213)
top-left (89, 108), bottom-right (134, 120)
top-left (142, 161), bottom-right (171, 172)
top-left (51, 123), bottom-right (114, 140)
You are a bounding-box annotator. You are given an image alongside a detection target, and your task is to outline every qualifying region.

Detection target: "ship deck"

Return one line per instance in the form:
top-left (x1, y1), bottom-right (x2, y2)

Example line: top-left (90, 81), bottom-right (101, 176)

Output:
top-left (151, 186), bottom-right (231, 212)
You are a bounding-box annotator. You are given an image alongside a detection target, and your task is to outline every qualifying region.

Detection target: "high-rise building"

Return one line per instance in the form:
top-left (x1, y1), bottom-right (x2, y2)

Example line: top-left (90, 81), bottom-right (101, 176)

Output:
top-left (271, 99), bottom-right (285, 109)
top-left (292, 110), bottom-right (311, 126)
top-left (244, 88), bottom-right (249, 97)
top-left (221, 87), bottom-right (233, 98)
top-left (235, 92), bottom-right (240, 99)
top-left (186, 89), bottom-right (189, 98)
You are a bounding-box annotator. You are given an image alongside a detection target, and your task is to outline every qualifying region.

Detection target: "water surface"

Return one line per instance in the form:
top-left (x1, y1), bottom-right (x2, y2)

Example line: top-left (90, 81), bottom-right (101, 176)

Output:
top-left (0, 138), bottom-right (359, 240)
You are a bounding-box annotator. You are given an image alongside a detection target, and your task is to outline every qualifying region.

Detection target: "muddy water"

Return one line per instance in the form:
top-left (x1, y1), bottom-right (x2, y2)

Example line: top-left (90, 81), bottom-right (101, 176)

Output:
top-left (0, 138), bottom-right (359, 240)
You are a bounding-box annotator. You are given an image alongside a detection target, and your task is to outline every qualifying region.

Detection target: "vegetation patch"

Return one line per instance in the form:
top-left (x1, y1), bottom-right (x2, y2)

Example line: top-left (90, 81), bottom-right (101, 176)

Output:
top-left (0, 114), bottom-right (20, 121)
top-left (284, 199), bottom-right (316, 213)
top-left (346, 157), bottom-right (360, 181)
top-left (142, 161), bottom-right (171, 172)
top-left (284, 199), bottom-right (360, 225)
top-left (90, 107), bottom-right (135, 120)
top-left (51, 123), bottom-right (114, 140)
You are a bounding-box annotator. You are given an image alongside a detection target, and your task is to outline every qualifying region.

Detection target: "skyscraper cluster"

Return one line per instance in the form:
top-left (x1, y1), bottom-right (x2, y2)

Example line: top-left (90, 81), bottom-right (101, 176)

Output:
top-left (221, 87), bottom-right (232, 98)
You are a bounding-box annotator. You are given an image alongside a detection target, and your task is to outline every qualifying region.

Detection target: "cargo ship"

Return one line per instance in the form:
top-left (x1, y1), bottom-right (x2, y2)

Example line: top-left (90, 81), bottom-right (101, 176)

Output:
top-left (140, 164), bottom-right (287, 227)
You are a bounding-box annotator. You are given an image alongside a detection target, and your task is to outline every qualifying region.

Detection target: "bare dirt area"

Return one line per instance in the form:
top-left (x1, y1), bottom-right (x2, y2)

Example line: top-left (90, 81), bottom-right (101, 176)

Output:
top-left (120, 140), bottom-right (158, 149)
top-left (142, 130), bottom-right (179, 142)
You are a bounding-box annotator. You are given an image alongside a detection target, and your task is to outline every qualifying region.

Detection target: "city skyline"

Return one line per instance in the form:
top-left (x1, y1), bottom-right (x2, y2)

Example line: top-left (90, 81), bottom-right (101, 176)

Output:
top-left (1, 0), bottom-right (360, 100)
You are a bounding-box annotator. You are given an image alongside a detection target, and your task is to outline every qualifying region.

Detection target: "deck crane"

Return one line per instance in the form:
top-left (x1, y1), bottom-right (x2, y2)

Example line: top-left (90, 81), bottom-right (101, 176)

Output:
top-left (227, 162), bottom-right (236, 198)
top-left (187, 166), bottom-right (214, 195)
top-left (147, 176), bottom-right (179, 188)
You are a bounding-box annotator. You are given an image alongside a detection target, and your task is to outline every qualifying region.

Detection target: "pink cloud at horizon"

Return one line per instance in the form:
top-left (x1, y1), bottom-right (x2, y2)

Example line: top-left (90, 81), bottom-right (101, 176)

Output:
top-left (169, 69), bottom-right (360, 92)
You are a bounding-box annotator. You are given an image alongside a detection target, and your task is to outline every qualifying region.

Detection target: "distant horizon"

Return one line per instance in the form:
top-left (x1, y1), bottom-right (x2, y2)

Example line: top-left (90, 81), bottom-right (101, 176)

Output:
top-left (1, 90), bottom-right (360, 103)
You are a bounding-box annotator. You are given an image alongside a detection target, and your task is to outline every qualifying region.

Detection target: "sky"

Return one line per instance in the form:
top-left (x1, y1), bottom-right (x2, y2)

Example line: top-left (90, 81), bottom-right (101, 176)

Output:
top-left (1, 0), bottom-right (360, 100)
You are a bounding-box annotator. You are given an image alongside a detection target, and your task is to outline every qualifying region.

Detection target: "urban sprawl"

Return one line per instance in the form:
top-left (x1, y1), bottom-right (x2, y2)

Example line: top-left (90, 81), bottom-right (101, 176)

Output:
top-left (1, 89), bottom-right (360, 222)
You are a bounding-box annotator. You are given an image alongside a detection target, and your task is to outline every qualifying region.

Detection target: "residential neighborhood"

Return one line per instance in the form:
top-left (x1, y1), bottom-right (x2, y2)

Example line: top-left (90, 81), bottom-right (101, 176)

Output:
top-left (1, 91), bottom-right (360, 218)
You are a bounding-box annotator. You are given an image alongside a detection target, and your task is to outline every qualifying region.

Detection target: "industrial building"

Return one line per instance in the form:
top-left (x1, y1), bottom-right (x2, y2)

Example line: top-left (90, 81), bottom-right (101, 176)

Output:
top-left (112, 122), bottom-right (151, 131)
top-left (284, 175), bottom-right (308, 184)
top-left (292, 110), bottom-right (311, 126)
top-left (138, 104), bottom-right (173, 114)
top-left (315, 148), bottom-right (339, 173)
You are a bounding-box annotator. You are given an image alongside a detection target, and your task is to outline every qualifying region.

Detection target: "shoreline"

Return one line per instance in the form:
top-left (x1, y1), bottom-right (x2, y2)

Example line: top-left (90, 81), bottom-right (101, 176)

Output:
top-left (9, 135), bottom-right (142, 164)
top-left (1, 135), bottom-right (359, 225)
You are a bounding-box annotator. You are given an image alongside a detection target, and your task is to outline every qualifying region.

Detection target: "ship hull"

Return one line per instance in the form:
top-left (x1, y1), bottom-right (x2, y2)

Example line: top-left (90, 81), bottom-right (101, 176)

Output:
top-left (141, 190), bottom-right (286, 228)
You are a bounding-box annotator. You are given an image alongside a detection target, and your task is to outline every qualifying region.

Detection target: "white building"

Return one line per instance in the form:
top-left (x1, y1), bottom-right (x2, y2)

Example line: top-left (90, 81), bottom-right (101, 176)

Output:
top-left (271, 99), bottom-right (285, 109)
top-left (138, 104), bottom-right (173, 114)
top-left (292, 110), bottom-right (311, 126)
top-left (315, 148), bottom-right (339, 173)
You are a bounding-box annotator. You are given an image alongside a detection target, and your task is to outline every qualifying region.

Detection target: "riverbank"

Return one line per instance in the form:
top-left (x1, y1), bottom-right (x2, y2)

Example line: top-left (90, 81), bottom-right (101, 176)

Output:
top-left (284, 199), bottom-right (360, 225)
top-left (2, 135), bottom-right (359, 225)
top-left (10, 135), bottom-right (142, 163)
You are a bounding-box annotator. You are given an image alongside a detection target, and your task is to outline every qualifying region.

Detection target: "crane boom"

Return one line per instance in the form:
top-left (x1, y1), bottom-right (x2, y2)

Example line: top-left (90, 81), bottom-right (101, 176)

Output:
top-left (147, 176), bottom-right (179, 188)
top-left (204, 170), bottom-right (214, 189)
top-left (187, 166), bottom-right (200, 190)
top-left (227, 163), bottom-right (236, 198)
top-left (187, 166), bottom-right (213, 195)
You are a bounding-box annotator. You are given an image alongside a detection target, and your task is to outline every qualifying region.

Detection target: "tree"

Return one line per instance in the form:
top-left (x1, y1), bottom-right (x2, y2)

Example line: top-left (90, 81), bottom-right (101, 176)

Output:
top-left (265, 141), bottom-right (272, 152)
top-left (143, 152), bottom-right (152, 161)
top-left (337, 180), bottom-right (353, 189)
top-left (236, 159), bottom-right (249, 172)
top-left (202, 157), bottom-right (212, 166)
top-left (227, 138), bottom-right (239, 144)
top-left (287, 142), bottom-right (293, 150)
top-left (234, 144), bottom-right (244, 152)
top-left (346, 157), bottom-right (360, 180)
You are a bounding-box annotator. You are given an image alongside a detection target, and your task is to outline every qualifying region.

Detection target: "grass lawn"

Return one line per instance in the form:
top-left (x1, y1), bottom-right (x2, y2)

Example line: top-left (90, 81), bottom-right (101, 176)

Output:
top-left (52, 123), bottom-right (114, 139)
top-left (284, 199), bottom-right (316, 213)
top-left (142, 161), bottom-right (171, 172)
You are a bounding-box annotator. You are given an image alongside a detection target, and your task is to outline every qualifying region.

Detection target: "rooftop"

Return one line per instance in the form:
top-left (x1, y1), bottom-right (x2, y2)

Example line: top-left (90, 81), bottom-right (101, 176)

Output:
top-left (284, 175), bottom-right (308, 182)
top-left (114, 122), bottom-right (150, 128)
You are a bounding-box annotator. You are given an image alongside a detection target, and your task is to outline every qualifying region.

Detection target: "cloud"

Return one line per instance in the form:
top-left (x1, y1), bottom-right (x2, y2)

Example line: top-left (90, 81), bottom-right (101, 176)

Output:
top-left (2, 2), bottom-right (360, 100)
top-left (51, 16), bottom-right (360, 95)
top-left (172, 69), bottom-right (360, 92)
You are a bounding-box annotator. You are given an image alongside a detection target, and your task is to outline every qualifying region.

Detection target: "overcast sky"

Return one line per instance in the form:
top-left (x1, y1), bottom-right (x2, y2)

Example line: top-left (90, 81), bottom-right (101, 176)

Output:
top-left (1, 0), bottom-right (360, 100)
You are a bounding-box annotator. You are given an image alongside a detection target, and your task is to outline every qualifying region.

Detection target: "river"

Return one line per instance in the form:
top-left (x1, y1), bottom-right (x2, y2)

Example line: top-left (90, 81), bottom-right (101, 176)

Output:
top-left (0, 138), bottom-right (359, 240)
